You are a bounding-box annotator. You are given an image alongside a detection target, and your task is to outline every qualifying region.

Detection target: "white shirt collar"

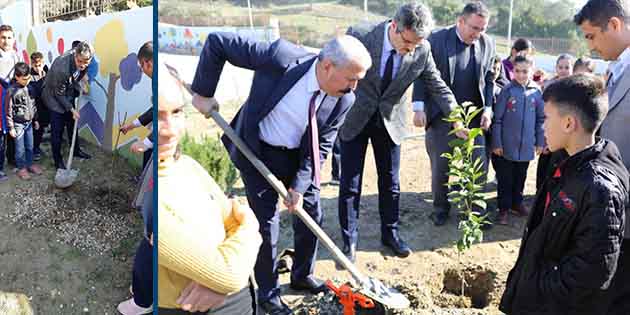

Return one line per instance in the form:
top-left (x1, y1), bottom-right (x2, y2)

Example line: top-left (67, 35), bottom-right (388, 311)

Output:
top-left (306, 59), bottom-right (322, 94)
top-left (611, 46), bottom-right (630, 83)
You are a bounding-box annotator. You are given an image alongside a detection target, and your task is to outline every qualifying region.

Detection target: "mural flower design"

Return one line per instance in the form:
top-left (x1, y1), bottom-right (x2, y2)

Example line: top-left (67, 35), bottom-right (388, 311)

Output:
top-left (57, 38), bottom-right (64, 55)
top-left (119, 53), bottom-right (142, 91)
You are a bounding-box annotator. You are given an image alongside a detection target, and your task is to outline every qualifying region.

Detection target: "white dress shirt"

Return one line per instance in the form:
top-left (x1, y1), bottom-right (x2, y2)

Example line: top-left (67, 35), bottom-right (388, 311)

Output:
top-left (381, 22), bottom-right (402, 79)
top-left (610, 46), bottom-right (630, 86)
top-left (259, 60), bottom-right (338, 149)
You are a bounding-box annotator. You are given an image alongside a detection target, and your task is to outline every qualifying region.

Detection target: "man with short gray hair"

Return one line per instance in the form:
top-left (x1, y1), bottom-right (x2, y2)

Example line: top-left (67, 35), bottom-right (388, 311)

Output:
top-left (338, 2), bottom-right (459, 261)
top-left (43, 40), bottom-right (93, 169)
top-left (191, 32), bottom-right (370, 315)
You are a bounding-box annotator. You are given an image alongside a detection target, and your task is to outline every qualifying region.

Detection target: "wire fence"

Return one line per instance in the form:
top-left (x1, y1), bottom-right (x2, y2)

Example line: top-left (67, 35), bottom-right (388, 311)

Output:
top-left (159, 0), bottom-right (585, 57)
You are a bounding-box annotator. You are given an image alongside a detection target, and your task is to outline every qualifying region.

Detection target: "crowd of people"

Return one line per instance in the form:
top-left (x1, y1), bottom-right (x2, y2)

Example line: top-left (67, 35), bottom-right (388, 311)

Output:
top-left (0, 22), bottom-right (155, 315)
top-left (157, 0), bottom-right (629, 314)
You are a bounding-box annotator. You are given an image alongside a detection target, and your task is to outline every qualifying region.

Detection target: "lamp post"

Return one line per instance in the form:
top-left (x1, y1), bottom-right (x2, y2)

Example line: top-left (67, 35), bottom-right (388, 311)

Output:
top-left (507, 0), bottom-right (514, 48)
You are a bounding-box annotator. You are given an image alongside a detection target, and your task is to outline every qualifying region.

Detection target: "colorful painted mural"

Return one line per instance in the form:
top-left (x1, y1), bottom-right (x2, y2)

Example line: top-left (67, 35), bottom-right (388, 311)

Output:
top-left (6, 7), bottom-right (152, 158)
top-left (158, 22), bottom-right (279, 55)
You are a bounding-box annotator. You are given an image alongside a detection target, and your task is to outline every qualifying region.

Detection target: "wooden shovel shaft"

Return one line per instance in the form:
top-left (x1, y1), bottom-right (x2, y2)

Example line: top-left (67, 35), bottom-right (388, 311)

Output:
top-left (207, 110), bottom-right (367, 285)
top-left (66, 99), bottom-right (80, 170)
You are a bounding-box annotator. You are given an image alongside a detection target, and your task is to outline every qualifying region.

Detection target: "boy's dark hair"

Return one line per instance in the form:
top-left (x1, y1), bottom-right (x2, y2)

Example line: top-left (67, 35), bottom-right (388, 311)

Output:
top-left (513, 55), bottom-right (533, 66)
top-left (461, 1), bottom-right (490, 18)
top-left (512, 38), bottom-right (533, 52)
top-left (0, 25), bottom-right (13, 33)
top-left (574, 57), bottom-right (596, 73)
top-left (574, 0), bottom-right (629, 29)
top-left (30, 51), bottom-right (44, 61)
top-left (543, 73), bottom-right (608, 133)
top-left (13, 62), bottom-right (30, 77)
top-left (137, 41), bottom-right (153, 61)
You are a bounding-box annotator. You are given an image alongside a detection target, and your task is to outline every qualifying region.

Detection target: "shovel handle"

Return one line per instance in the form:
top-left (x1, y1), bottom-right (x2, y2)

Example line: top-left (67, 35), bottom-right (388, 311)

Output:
top-left (66, 98), bottom-right (80, 170)
top-left (207, 110), bottom-right (367, 285)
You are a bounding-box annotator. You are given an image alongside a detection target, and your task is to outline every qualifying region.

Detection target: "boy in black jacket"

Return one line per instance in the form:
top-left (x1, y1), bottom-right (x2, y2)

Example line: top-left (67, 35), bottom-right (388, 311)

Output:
top-left (30, 52), bottom-right (48, 161)
top-left (500, 73), bottom-right (628, 315)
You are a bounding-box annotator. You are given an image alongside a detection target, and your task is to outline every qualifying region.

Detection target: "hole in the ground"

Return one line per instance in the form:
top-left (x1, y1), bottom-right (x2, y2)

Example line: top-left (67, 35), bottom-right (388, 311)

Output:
top-left (441, 265), bottom-right (497, 309)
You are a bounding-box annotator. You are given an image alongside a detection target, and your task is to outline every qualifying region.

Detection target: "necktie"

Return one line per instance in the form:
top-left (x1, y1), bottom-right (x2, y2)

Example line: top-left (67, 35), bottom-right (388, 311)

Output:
top-left (381, 49), bottom-right (396, 94)
top-left (308, 91), bottom-right (321, 188)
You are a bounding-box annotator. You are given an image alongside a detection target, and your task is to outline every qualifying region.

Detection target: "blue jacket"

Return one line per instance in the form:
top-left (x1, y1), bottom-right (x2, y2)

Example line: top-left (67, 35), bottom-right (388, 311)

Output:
top-left (192, 32), bottom-right (356, 194)
top-left (492, 80), bottom-right (545, 162)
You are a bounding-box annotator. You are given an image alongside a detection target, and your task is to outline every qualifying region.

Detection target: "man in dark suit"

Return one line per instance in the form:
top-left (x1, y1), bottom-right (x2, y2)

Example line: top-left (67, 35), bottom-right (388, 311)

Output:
top-left (575, 1), bottom-right (630, 313)
top-left (337, 3), bottom-right (460, 261)
top-left (121, 41), bottom-right (154, 169)
top-left (190, 33), bottom-right (371, 315)
top-left (42, 41), bottom-right (93, 170)
top-left (412, 1), bottom-right (496, 226)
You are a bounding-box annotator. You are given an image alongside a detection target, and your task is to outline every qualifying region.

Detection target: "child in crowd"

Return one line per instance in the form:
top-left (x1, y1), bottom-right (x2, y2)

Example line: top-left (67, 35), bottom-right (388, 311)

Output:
top-left (500, 73), bottom-right (627, 315)
top-left (573, 56), bottom-right (596, 74)
top-left (30, 52), bottom-right (48, 161)
top-left (544, 53), bottom-right (575, 89)
top-left (6, 62), bottom-right (42, 180)
top-left (499, 38), bottom-right (534, 86)
top-left (492, 55), bottom-right (545, 225)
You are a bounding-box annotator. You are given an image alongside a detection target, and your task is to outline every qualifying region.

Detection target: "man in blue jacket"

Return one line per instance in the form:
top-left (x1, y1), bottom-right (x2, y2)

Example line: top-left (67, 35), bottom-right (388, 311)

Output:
top-left (190, 33), bottom-right (371, 314)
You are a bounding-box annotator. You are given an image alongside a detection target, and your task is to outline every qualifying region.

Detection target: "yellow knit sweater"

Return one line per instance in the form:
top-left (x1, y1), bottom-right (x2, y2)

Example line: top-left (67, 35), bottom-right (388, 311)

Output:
top-left (158, 155), bottom-right (261, 309)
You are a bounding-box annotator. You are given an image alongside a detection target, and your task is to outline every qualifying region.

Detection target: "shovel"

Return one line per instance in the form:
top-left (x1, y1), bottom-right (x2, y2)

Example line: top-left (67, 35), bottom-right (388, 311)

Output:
top-left (164, 63), bottom-right (410, 311)
top-left (54, 99), bottom-right (80, 189)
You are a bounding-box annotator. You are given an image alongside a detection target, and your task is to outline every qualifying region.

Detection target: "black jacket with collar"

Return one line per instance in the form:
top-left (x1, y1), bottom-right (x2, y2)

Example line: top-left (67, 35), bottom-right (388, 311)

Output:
top-left (500, 138), bottom-right (628, 315)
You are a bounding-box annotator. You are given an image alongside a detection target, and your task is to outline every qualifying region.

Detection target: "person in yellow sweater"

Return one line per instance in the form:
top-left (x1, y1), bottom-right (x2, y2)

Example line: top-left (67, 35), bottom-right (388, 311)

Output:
top-left (157, 60), bottom-right (262, 314)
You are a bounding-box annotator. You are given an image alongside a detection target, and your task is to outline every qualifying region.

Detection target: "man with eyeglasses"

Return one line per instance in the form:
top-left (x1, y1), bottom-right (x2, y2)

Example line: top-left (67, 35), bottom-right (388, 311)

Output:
top-left (338, 3), bottom-right (459, 262)
top-left (412, 1), bottom-right (496, 227)
top-left (42, 41), bottom-right (93, 170)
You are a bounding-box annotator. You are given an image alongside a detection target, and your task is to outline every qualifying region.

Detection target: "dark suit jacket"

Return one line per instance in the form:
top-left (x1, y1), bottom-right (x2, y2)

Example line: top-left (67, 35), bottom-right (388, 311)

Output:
top-left (138, 107), bottom-right (152, 126)
top-left (191, 32), bottom-right (356, 194)
top-left (340, 21), bottom-right (456, 144)
top-left (413, 26), bottom-right (496, 128)
top-left (42, 51), bottom-right (87, 114)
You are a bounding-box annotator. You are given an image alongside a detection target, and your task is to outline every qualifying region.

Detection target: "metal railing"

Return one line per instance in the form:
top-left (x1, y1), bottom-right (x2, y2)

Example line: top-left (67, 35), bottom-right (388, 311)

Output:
top-left (38, 0), bottom-right (132, 22)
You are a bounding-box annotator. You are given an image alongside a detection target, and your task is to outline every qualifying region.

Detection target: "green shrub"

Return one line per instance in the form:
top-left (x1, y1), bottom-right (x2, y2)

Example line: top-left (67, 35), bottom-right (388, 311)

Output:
top-left (180, 133), bottom-right (239, 192)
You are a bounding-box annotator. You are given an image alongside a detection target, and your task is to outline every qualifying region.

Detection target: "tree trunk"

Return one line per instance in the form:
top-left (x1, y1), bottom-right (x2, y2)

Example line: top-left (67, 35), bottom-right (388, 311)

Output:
top-left (103, 72), bottom-right (120, 151)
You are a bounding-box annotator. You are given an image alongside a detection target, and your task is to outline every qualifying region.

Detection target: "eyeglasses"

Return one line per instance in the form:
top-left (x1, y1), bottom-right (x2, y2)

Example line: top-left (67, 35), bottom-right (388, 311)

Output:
top-left (463, 20), bottom-right (487, 33)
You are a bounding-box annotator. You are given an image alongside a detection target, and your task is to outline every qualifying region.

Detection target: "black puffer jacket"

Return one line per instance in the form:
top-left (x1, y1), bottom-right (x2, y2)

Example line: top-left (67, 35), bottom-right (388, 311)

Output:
top-left (500, 139), bottom-right (628, 315)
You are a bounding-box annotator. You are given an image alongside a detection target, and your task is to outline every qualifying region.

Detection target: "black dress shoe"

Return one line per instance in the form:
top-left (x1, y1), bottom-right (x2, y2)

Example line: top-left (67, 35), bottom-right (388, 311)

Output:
top-left (73, 149), bottom-right (91, 160)
top-left (430, 211), bottom-right (449, 226)
top-left (382, 232), bottom-right (412, 258)
top-left (290, 276), bottom-right (329, 294)
top-left (260, 296), bottom-right (293, 315)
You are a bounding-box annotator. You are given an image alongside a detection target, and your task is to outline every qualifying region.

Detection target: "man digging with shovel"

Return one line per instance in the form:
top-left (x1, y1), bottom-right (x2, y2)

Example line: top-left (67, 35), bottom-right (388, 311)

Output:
top-left (190, 33), bottom-right (378, 314)
top-left (43, 41), bottom-right (93, 187)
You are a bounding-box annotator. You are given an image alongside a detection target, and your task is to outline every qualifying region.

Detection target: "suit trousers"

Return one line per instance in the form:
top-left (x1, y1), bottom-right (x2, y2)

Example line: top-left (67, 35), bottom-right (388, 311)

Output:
top-left (338, 111), bottom-right (401, 247)
top-left (426, 118), bottom-right (487, 215)
top-left (132, 238), bottom-right (153, 308)
top-left (50, 110), bottom-right (82, 167)
top-left (242, 141), bottom-right (322, 303)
